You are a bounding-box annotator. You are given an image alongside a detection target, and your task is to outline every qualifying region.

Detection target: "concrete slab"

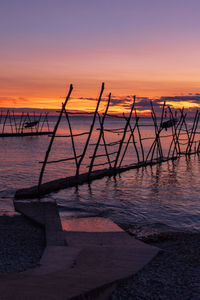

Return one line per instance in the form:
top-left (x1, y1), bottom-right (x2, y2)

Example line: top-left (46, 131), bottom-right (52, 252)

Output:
top-left (14, 199), bottom-right (66, 246)
top-left (14, 200), bottom-right (46, 226)
top-left (43, 201), bottom-right (66, 246)
top-left (61, 216), bottom-right (123, 232)
top-left (0, 217), bottom-right (160, 299)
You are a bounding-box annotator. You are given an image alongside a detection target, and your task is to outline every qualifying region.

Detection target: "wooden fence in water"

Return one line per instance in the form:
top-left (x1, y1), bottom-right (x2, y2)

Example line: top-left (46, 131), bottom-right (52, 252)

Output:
top-left (15, 83), bottom-right (200, 199)
top-left (0, 110), bottom-right (51, 137)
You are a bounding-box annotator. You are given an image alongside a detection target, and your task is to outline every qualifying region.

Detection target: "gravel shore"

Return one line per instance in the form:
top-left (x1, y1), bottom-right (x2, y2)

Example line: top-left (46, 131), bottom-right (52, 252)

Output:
top-left (111, 226), bottom-right (200, 300)
top-left (0, 214), bottom-right (45, 273)
top-left (0, 215), bottom-right (200, 299)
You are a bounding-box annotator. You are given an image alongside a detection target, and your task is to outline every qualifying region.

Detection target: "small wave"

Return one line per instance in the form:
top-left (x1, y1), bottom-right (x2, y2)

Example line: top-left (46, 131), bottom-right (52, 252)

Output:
top-left (122, 221), bottom-right (195, 240)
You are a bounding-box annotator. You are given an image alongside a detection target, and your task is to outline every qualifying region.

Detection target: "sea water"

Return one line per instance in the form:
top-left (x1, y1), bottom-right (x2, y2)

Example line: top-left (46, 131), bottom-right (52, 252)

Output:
top-left (0, 115), bottom-right (200, 231)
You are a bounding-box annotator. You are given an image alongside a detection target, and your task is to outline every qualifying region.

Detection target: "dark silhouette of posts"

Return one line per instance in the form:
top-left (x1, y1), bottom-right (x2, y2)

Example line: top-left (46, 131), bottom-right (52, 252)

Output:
top-left (134, 110), bottom-right (144, 162)
top-left (88, 92), bottom-right (111, 176)
top-left (114, 96), bottom-right (135, 169)
top-left (64, 110), bottom-right (78, 171)
top-left (186, 110), bottom-right (199, 154)
top-left (97, 114), bottom-right (112, 169)
top-left (119, 114), bottom-right (139, 167)
top-left (2, 110), bottom-right (9, 134)
top-left (76, 83), bottom-right (104, 176)
top-left (38, 84), bottom-right (73, 189)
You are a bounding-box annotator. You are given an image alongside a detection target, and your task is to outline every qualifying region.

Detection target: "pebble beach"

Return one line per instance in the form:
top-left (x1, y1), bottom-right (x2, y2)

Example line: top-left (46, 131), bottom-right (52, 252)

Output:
top-left (0, 215), bottom-right (200, 299)
top-left (111, 226), bottom-right (200, 300)
top-left (0, 214), bottom-right (45, 273)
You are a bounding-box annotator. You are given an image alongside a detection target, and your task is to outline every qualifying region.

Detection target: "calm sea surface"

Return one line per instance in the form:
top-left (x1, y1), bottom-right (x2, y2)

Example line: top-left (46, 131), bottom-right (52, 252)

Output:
top-left (0, 116), bottom-right (200, 232)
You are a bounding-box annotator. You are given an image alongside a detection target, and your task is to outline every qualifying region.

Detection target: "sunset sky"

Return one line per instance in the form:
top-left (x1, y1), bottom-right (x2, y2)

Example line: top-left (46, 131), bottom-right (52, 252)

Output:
top-left (1, 0), bottom-right (200, 114)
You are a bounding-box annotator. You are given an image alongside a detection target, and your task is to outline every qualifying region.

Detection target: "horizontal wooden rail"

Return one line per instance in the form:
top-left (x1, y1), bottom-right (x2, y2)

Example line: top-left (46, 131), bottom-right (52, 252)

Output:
top-left (39, 155), bottom-right (82, 164)
top-left (89, 151), bottom-right (118, 159)
top-left (87, 160), bottom-right (116, 167)
top-left (52, 132), bottom-right (89, 138)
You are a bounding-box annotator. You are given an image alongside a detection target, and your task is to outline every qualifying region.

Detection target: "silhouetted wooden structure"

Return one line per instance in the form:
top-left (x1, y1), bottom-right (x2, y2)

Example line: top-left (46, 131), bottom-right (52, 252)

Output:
top-left (0, 110), bottom-right (51, 137)
top-left (15, 83), bottom-right (200, 199)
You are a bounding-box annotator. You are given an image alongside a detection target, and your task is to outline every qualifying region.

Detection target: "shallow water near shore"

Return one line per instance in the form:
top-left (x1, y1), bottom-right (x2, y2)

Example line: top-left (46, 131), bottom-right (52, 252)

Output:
top-left (0, 116), bottom-right (200, 232)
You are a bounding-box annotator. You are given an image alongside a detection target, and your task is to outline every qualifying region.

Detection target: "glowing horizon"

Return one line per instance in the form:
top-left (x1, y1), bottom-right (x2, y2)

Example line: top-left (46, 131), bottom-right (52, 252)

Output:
top-left (1, 1), bottom-right (200, 115)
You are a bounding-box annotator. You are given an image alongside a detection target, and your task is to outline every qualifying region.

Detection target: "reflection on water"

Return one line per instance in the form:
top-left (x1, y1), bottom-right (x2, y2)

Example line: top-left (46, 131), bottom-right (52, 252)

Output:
top-left (51, 156), bottom-right (200, 232)
top-left (0, 116), bottom-right (200, 231)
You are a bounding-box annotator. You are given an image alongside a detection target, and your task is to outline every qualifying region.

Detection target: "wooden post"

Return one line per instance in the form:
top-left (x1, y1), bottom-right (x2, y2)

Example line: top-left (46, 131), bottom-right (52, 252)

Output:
top-left (150, 101), bottom-right (163, 159)
top-left (114, 96), bottom-right (135, 169)
top-left (134, 109), bottom-right (144, 162)
top-left (27, 113), bottom-right (33, 132)
top-left (12, 111), bottom-right (17, 133)
top-left (0, 110), bottom-right (2, 125)
top-left (130, 117), bottom-right (140, 164)
top-left (187, 111), bottom-right (199, 153)
top-left (64, 110), bottom-right (78, 171)
top-left (39, 113), bottom-right (46, 133)
top-left (147, 112), bottom-right (159, 163)
top-left (88, 92), bottom-right (111, 176)
top-left (167, 106), bottom-right (179, 157)
top-left (197, 141), bottom-right (200, 153)
top-left (160, 101), bottom-right (166, 129)
top-left (171, 108), bottom-right (185, 157)
top-left (38, 84), bottom-right (73, 189)
top-left (2, 110), bottom-right (9, 134)
top-left (76, 83), bottom-right (104, 176)
top-left (8, 111), bottom-right (13, 133)
top-left (119, 115), bottom-right (138, 167)
top-left (46, 113), bottom-right (50, 132)
top-left (36, 113), bottom-right (42, 133)
top-left (186, 110), bottom-right (198, 154)
top-left (98, 114), bottom-right (112, 169)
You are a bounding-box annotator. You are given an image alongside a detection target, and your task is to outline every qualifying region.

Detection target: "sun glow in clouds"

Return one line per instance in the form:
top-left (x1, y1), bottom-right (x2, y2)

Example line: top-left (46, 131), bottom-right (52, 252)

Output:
top-left (167, 101), bottom-right (200, 109)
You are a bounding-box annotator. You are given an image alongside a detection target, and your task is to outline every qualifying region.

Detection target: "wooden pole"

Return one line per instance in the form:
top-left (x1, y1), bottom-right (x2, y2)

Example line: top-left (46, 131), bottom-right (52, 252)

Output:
top-left (12, 111), bottom-right (17, 133)
top-left (39, 113), bottom-right (46, 133)
top-left (38, 84), bottom-right (73, 189)
top-left (119, 116), bottom-right (138, 167)
top-left (167, 106), bottom-right (179, 157)
top-left (98, 114), bottom-right (112, 169)
top-left (76, 82), bottom-right (104, 176)
top-left (88, 92), bottom-right (111, 176)
top-left (160, 101), bottom-right (166, 129)
top-left (36, 113), bottom-right (42, 133)
top-left (171, 109), bottom-right (185, 157)
top-left (64, 110), bottom-right (78, 171)
top-left (18, 112), bottom-right (24, 133)
top-left (150, 101), bottom-right (163, 159)
top-left (0, 110), bottom-right (2, 125)
top-left (2, 110), bottom-right (9, 134)
top-left (46, 113), bottom-right (50, 132)
top-left (187, 111), bottom-right (199, 153)
top-left (114, 96), bottom-right (135, 169)
top-left (134, 109), bottom-right (144, 162)
top-left (8, 111), bottom-right (13, 133)
top-left (186, 110), bottom-right (198, 154)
